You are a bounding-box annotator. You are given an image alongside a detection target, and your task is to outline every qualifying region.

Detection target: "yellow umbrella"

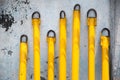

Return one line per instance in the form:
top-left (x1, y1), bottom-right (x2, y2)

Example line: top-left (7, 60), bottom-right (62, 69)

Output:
top-left (87, 9), bottom-right (97, 80)
top-left (59, 10), bottom-right (67, 80)
top-left (101, 28), bottom-right (110, 80)
top-left (47, 30), bottom-right (56, 80)
top-left (19, 35), bottom-right (28, 80)
top-left (32, 11), bottom-right (40, 80)
top-left (72, 4), bottom-right (80, 80)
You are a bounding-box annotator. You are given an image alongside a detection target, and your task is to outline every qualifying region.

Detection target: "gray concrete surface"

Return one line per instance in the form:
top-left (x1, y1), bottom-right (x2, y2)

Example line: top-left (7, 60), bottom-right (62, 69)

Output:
top-left (111, 0), bottom-right (120, 80)
top-left (0, 0), bottom-right (119, 80)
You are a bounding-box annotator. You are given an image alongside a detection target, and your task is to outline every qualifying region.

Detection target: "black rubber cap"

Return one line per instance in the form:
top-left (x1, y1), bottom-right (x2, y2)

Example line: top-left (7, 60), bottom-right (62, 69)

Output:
top-left (47, 30), bottom-right (56, 38)
top-left (74, 4), bottom-right (81, 10)
top-left (20, 34), bottom-right (28, 43)
top-left (60, 10), bottom-right (66, 19)
top-left (87, 8), bottom-right (97, 18)
top-left (32, 11), bottom-right (40, 19)
top-left (101, 28), bottom-right (110, 37)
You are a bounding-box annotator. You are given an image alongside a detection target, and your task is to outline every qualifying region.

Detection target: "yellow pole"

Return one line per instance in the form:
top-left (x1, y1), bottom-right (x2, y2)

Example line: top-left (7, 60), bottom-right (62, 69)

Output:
top-left (19, 35), bottom-right (28, 80)
top-left (59, 10), bottom-right (67, 80)
top-left (32, 11), bottom-right (40, 80)
top-left (87, 9), bottom-right (97, 80)
top-left (101, 28), bottom-right (110, 80)
top-left (47, 30), bottom-right (56, 80)
top-left (72, 4), bottom-right (80, 80)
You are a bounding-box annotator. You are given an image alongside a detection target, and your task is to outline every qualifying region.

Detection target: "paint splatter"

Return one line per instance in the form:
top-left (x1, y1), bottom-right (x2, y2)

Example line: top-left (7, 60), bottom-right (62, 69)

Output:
top-left (21, 0), bottom-right (30, 4)
top-left (1, 48), bottom-right (13, 56)
top-left (8, 50), bottom-right (13, 56)
top-left (55, 56), bottom-right (59, 59)
top-left (30, 74), bottom-right (33, 79)
top-left (41, 76), bottom-right (46, 80)
top-left (0, 11), bottom-right (14, 31)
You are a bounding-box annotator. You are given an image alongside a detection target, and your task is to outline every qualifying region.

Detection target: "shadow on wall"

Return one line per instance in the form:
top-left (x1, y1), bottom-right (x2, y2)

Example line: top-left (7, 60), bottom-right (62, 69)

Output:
top-left (110, 0), bottom-right (120, 80)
